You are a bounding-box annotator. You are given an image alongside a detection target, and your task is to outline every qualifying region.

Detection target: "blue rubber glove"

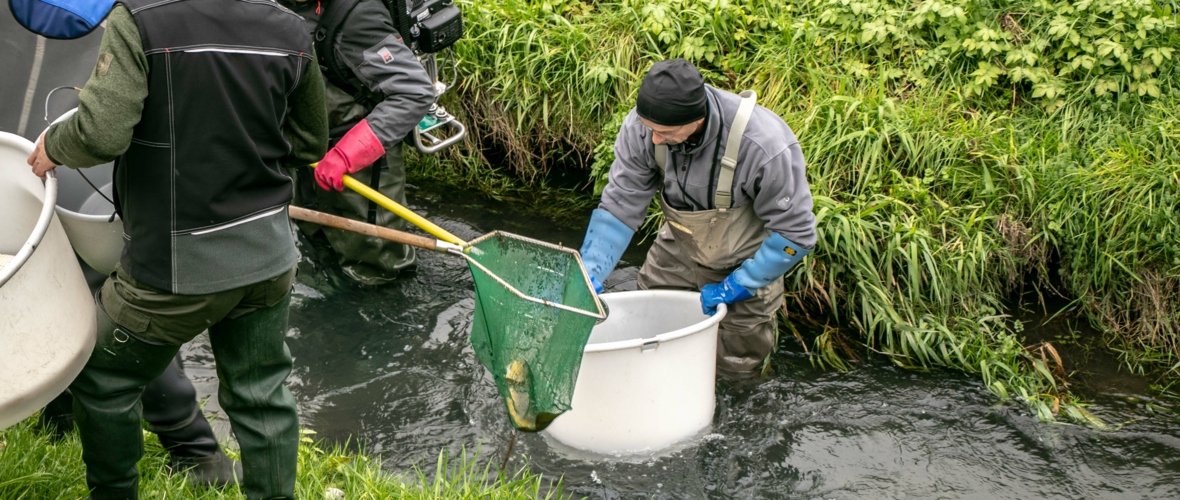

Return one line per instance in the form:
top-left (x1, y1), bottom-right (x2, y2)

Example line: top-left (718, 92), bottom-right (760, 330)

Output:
top-left (589, 276), bottom-right (604, 294)
top-left (731, 233), bottom-right (812, 291)
top-left (700, 274), bottom-right (753, 315)
top-left (700, 233), bottom-right (812, 315)
top-left (579, 208), bottom-right (635, 292)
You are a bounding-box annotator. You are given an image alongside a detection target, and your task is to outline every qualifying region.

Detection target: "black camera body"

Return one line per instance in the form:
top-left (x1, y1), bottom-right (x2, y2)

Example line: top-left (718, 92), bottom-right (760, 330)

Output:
top-left (388, 0), bottom-right (463, 54)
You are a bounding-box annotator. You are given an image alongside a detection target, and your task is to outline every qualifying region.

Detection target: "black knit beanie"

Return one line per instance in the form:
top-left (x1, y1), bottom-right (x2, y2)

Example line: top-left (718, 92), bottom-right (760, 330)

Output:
top-left (635, 59), bottom-right (707, 126)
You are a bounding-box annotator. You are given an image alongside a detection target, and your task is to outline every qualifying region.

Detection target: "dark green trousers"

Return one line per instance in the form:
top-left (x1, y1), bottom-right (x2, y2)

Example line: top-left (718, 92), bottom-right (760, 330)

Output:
top-left (70, 266), bottom-right (299, 500)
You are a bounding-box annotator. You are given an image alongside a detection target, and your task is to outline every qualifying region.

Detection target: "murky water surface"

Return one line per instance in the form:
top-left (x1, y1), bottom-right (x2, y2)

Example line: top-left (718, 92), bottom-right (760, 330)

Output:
top-left (182, 184), bottom-right (1180, 499)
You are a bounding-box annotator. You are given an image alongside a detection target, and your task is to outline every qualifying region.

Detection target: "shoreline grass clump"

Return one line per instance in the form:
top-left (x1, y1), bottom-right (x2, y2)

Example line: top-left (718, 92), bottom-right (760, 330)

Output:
top-left (412, 0), bottom-right (1180, 423)
top-left (0, 415), bottom-right (564, 499)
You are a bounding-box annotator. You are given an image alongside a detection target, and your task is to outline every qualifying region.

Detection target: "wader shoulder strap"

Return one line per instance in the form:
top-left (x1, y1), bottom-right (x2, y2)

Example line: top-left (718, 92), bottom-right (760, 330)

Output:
top-left (654, 143), bottom-right (668, 171)
top-left (314, 0), bottom-right (365, 101)
top-left (714, 90), bottom-right (757, 210)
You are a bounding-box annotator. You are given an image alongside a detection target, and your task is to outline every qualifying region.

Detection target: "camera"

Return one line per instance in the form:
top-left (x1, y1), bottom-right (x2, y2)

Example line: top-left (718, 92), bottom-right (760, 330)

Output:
top-left (388, 0), bottom-right (463, 54)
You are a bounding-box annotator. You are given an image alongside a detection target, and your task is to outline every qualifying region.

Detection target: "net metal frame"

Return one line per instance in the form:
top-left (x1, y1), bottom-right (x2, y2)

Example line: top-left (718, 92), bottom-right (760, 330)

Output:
top-left (450, 231), bottom-right (606, 320)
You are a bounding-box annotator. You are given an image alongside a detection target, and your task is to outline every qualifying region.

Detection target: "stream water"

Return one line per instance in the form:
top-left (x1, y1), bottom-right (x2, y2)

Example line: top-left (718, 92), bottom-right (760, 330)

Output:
top-left (176, 183), bottom-right (1180, 499)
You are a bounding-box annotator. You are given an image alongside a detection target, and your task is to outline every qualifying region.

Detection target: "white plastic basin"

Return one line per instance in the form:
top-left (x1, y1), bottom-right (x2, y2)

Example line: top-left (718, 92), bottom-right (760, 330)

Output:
top-left (0, 132), bottom-right (96, 430)
top-left (48, 108), bottom-right (124, 275)
top-left (543, 290), bottom-right (726, 456)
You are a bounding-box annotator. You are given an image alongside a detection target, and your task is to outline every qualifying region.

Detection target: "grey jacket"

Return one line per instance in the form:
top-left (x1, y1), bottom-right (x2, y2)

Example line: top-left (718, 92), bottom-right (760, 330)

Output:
top-left (290, 0), bottom-right (434, 146)
top-left (599, 85), bottom-right (817, 249)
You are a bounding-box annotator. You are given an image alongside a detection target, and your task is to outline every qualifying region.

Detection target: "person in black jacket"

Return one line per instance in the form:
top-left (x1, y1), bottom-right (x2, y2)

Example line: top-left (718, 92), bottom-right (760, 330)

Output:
top-left (2, 6), bottom-right (244, 487)
top-left (26, 0), bottom-right (329, 497)
top-left (281, 0), bottom-right (436, 286)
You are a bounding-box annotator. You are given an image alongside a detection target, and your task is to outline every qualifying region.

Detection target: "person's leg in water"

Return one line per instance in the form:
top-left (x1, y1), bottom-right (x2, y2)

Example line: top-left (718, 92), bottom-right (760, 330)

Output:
top-left (313, 146), bottom-right (418, 285)
top-left (206, 273), bottom-right (300, 499)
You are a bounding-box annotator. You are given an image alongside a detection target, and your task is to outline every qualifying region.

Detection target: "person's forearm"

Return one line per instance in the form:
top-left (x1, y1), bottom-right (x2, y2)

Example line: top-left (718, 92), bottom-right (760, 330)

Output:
top-left (286, 53), bottom-right (330, 166)
top-left (44, 5), bottom-right (147, 168)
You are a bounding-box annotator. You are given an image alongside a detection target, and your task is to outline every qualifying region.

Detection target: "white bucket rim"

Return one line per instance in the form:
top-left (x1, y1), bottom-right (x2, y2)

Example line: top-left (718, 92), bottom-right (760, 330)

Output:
top-left (54, 206), bottom-right (115, 222)
top-left (583, 290), bottom-right (727, 353)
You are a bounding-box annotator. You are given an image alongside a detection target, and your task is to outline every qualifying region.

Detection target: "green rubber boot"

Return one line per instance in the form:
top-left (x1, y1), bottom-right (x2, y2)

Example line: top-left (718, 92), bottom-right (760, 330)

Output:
top-left (171, 448), bottom-right (243, 489)
top-left (207, 295), bottom-right (299, 500)
top-left (70, 295), bottom-right (182, 500)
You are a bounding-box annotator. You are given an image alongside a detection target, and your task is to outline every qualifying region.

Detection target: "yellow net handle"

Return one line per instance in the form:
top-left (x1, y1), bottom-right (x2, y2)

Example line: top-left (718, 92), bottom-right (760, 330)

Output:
top-left (309, 163), bottom-right (467, 246)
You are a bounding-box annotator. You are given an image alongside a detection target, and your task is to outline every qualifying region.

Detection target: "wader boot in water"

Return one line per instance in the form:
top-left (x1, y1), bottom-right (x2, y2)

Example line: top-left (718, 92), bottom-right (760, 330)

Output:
top-left (293, 146), bottom-right (417, 285)
top-left (638, 91), bottom-right (782, 378)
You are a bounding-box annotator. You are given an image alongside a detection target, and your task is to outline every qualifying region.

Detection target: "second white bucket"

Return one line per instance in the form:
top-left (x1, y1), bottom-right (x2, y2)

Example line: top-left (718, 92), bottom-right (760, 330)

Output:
top-left (47, 109), bottom-right (124, 275)
top-left (543, 290), bottom-right (726, 456)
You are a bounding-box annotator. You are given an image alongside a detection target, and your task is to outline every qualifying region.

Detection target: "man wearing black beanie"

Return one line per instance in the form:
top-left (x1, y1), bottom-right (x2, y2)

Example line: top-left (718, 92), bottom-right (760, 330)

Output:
top-left (579, 59), bottom-right (817, 378)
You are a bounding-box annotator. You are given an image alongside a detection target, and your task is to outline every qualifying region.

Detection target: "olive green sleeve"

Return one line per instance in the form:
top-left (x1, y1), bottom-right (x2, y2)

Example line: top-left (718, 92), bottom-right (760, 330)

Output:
top-left (284, 47), bottom-right (330, 166)
top-left (45, 4), bottom-right (148, 168)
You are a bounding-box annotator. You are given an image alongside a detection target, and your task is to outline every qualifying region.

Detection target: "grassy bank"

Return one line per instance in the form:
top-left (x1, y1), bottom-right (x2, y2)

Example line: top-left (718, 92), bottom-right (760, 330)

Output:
top-left (0, 415), bottom-right (562, 499)
top-left (418, 0), bottom-right (1180, 422)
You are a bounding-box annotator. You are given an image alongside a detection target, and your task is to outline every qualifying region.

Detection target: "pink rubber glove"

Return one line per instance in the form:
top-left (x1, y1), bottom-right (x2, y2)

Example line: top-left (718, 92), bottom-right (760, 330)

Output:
top-left (314, 119), bottom-right (386, 191)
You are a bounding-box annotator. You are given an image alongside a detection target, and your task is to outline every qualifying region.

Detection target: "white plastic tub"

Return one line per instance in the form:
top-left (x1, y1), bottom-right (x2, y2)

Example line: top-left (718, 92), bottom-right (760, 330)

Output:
top-left (48, 108), bottom-right (124, 275)
top-left (543, 290), bottom-right (726, 456)
top-left (0, 132), bottom-right (96, 430)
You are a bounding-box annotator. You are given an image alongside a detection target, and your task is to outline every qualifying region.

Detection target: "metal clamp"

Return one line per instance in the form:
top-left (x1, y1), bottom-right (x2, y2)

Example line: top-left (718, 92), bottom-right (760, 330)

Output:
top-left (412, 116), bottom-right (466, 154)
top-left (413, 52), bottom-right (467, 155)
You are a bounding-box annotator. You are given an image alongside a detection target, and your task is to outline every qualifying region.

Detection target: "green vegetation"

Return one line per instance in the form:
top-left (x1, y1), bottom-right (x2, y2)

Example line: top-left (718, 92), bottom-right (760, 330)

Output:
top-left (421, 0), bottom-right (1180, 423)
top-left (0, 416), bottom-right (563, 499)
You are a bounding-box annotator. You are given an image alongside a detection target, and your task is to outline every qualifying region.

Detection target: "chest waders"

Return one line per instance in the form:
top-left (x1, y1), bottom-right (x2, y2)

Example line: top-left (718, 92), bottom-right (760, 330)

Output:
top-left (292, 149), bottom-right (417, 286)
top-left (638, 90), bottom-right (784, 376)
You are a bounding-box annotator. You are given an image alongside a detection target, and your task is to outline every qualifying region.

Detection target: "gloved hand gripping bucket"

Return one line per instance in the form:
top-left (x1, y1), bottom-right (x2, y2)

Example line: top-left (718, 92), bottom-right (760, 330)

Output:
top-left (543, 290), bottom-right (727, 455)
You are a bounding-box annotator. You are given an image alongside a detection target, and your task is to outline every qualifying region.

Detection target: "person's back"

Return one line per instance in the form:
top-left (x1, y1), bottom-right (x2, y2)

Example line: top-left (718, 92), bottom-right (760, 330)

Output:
top-left (113, 0), bottom-right (314, 293)
top-left (26, 1), bottom-right (328, 498)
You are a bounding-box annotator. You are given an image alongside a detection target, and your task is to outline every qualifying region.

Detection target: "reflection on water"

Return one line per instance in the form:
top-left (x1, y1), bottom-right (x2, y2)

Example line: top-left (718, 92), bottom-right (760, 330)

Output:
top-left (182, 184), bottom-right (1180, 499)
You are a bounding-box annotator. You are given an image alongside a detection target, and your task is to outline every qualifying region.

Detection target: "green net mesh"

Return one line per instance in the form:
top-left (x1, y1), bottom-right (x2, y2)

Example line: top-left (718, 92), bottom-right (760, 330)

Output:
top-left (463, 231), bottom-right (604, 432)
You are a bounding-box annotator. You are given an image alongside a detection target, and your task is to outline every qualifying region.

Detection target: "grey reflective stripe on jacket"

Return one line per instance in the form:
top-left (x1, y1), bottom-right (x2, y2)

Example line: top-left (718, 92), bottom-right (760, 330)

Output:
top-left (291, 0), bottom-right (434, 146)
top-left (599, 85), bottom-right (817, 249)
